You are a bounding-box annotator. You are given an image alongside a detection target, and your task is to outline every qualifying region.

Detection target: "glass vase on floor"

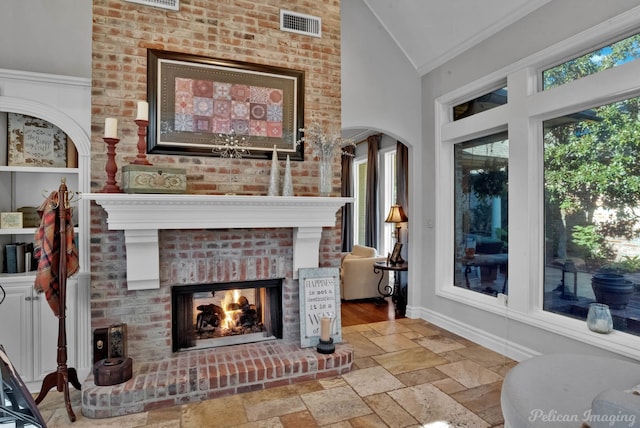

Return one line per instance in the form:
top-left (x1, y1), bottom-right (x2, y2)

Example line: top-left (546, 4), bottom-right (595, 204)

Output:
top-left (587, 302), bottom-right (613, 334)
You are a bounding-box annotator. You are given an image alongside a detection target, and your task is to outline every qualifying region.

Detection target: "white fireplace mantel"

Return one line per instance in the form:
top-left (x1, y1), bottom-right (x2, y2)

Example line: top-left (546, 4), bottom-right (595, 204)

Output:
top-left (83, 193), bottom-right (352, 290)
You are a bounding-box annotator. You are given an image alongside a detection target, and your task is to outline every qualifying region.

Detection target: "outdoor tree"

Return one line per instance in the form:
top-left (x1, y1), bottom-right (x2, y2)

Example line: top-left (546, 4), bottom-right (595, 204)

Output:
top-left (543, 34), bottom-right (640, 266)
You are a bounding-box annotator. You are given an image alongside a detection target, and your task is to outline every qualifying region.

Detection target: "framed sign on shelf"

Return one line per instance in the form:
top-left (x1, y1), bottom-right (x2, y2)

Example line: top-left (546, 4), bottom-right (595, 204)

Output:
top-left (298, 267), bottom-right (342, 348)
top-left (147, 49), bottom-right (305, 160)
top-left (7, 113), bottom-right (67, 167)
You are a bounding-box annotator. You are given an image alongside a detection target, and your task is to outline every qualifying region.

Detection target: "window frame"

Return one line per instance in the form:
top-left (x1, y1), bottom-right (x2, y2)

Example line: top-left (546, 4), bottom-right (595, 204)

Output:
top-left (352, 138), bottom-right (398, 254)
top-left (434, 10), bottom-right (640, 359)
top-left (353, 156), bottom-right (367, 247)
top-left (380, 145), bottom-right (397, 257)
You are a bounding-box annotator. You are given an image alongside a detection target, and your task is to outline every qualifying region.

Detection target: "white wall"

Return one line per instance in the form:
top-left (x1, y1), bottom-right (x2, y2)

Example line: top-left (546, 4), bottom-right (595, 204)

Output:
top-left (0, 0), bottom-right (93, 386)
top-left (0, 0), bottom-right (92, 78)
top-left (420, 0), bottom-right (640, 360)
top-left (340, 0), bottom-right (421, 147)
top-left (341, 0), bottom-right (424, 309)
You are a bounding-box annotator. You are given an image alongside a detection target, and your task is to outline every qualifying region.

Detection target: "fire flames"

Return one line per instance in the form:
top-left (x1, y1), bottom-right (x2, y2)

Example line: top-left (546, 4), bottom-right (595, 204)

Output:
top-left (220, 289), bottom-right (240, 330)
top-left (194, 288), bottom-right (263, 339)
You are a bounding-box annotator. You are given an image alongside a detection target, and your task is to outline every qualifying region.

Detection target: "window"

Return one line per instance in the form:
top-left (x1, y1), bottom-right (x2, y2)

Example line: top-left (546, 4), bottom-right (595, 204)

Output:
top-left (436, 10), bottom-right (640, 356)
top-left (543, 97), bottom-right (640, 336)
top-left (453, 87), bottom-right (507, 121)
top-left (352, 137), bottom-right (399, 256)
top-left (353, 158), bottom-right (367, 246)
top-left (381, 147), bottom-right (397, 257)
top-left (543, 33), bottom-right (640, 90)
top-left (453, 132), bottom-right (509, 296)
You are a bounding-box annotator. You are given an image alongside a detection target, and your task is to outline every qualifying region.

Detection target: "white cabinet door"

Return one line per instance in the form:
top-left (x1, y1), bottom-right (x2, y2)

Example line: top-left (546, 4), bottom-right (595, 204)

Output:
top-left (0, 282), bottom-right (33, 380)
top-left (0, 278), bottom-right (76, 384)
top-left (33, 278), bottom-right (76, 381)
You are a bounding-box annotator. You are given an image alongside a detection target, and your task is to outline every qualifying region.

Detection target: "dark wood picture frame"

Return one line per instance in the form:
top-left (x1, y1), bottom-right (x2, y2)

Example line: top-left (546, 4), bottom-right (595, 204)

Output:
top-left (390, 242), bottom-right (404, 265)
top-left (147, 49), bottom-right (305, 160)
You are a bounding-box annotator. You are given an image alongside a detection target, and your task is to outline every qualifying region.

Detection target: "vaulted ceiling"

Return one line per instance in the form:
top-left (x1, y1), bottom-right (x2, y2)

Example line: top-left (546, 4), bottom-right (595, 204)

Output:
top-left (363, 0), bottom-right (553, 76)
top-left (343, 0), bottom-right (552, 141)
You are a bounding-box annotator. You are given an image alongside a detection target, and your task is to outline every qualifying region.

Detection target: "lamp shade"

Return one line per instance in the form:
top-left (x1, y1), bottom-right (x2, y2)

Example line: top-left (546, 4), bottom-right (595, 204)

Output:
top-left (385, 204), bottom-right (408, 223)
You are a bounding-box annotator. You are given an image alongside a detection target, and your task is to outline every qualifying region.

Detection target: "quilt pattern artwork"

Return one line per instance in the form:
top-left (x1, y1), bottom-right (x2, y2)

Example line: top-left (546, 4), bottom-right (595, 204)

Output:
top-left (174, 78), bottom-right (284, 139)
top-left (147, 50), bottom-right (304, 159)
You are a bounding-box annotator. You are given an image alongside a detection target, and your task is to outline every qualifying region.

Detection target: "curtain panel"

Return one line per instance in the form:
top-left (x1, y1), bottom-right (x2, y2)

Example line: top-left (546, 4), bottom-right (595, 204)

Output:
top-left (365, 134), bottom-right (380, 249)
top-left (341, 145), bottom-right (355, 252)
top-left (396, 141), bottom-right (409, 210)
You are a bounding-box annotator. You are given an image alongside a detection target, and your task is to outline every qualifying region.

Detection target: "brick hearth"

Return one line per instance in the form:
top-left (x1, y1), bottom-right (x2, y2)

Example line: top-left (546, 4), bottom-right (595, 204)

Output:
top-left (81, 341), bottom-right (353, 418)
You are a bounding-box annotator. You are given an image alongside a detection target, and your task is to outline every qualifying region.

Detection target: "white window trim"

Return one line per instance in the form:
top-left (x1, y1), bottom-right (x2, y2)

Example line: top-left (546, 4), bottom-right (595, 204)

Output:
top-left (379, 145), bottom-right (396, 256)
top-left (435, 6), bottom-right (640, 359)
top-left (353, 156), bottom-right (367, 247)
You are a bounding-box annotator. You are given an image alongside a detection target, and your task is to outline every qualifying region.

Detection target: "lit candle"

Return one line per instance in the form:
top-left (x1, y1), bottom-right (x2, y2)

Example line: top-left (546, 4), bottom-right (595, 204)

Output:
top-left (104, 118), bottom-right (118, 139)
top-left (320, 317), bottom-right (331, 342)
top-left (136, 101), bottom-right (149, 121)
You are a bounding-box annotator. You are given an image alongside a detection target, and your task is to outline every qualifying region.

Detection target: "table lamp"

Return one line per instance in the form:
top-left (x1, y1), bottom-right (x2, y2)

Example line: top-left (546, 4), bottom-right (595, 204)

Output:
top-left (385, 204), bottom-right (408, 244)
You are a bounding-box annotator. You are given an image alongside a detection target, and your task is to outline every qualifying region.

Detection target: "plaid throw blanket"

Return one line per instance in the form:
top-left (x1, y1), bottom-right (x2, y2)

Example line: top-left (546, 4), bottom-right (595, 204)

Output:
top-left (34, 191), bottom-right (80, 316)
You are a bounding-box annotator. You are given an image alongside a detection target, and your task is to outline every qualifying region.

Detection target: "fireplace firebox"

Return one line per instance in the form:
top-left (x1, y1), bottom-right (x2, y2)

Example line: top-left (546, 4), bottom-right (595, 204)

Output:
top-left (171, 279), bottom-right (283, 352)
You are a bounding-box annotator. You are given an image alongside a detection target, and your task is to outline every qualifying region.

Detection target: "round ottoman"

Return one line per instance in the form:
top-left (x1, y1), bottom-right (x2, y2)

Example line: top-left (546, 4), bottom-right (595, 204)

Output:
top-left (501, 353), bottom-right (640, 427)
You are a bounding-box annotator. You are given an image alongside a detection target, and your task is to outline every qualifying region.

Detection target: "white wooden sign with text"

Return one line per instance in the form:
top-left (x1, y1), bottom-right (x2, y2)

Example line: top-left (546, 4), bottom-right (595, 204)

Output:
top-left (298, 267), bottom-right (342, 347)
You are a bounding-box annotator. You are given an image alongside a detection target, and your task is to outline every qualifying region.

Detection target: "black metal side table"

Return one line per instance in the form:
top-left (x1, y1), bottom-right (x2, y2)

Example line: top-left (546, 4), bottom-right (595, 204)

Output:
top-left (373, 261), bottom-right (408, 315)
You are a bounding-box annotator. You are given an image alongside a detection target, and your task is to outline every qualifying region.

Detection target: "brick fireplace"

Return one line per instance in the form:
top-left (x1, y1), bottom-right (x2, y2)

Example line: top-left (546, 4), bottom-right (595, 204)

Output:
top-left (84, 0), bottom-right (348, 418)
top-left (171, 279), bottom-right (284, 352)
top-left (81, 194), bottom-right (353, 418)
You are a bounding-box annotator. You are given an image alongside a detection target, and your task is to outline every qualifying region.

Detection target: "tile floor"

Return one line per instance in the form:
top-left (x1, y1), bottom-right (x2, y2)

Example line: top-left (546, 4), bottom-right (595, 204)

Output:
top-left (38, 318), bottom-right (515, 427)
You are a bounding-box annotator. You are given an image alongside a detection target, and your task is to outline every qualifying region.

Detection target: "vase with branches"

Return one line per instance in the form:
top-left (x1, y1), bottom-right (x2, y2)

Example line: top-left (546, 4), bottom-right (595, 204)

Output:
top-left (298, 119), bottom-right (355, 196)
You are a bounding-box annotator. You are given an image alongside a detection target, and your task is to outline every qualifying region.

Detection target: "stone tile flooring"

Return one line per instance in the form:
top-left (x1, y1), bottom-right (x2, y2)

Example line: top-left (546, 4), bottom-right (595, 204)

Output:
top-left (38, 318), bottom-right (515, 427)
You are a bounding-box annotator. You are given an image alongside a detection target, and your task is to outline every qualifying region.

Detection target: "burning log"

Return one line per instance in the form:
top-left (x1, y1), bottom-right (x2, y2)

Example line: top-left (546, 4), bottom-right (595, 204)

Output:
top-left (237, 307), bottom-right (258, 327)
top-left (196, 291), bottom-right (264, 338)
top-left (196, 304), bottom-right (225, 332)
top-left (226, 303), bottom-right (241, 311)
top-left (238, 296), bottom-right (249, 309)
top-left (235, 297), bottom-right (258, 328)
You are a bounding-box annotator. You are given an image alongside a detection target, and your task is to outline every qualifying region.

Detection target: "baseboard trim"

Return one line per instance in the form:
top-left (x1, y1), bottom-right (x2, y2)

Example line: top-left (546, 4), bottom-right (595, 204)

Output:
top-left (407, 305), bottom-right (538, 362)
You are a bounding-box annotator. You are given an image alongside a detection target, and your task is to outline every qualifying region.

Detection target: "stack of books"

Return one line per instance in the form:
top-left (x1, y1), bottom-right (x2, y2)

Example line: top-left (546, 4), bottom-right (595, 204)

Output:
top-left (3, 242), bottom-right (36, 274)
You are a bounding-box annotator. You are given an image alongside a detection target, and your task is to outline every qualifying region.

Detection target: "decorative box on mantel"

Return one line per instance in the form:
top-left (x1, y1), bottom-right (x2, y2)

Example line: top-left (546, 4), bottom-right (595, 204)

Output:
top-left (122, 164), bottom-right (186, 194)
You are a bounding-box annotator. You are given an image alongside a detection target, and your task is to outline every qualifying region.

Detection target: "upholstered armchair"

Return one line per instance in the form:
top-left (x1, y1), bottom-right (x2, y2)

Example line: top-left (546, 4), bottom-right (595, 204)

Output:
top-left (340, 244), bottom-right (389, 300)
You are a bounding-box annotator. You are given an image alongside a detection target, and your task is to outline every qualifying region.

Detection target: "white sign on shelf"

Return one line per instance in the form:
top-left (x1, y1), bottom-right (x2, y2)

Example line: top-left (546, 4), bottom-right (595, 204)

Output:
top-left (298, 267), bottom-right (342, 348)
top-left (7, 113), bottom-right (67, 167)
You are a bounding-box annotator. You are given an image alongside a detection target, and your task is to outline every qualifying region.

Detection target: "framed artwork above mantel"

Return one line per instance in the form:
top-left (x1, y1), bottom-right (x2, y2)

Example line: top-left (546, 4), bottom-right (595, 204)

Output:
top-left (146, 49), bottom-right (305, 160)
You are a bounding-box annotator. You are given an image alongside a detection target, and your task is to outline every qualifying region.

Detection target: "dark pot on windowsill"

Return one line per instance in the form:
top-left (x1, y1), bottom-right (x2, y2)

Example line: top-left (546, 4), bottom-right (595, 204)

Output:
top-left (591, 273), bottom-right (634, 310)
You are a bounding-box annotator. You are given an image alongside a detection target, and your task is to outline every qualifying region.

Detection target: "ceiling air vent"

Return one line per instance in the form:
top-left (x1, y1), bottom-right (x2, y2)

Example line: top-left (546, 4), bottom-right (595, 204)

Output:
top-left (280, 10), bottom-right (321, 38)
top-left (125, 0), bottom-right (179, 11)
